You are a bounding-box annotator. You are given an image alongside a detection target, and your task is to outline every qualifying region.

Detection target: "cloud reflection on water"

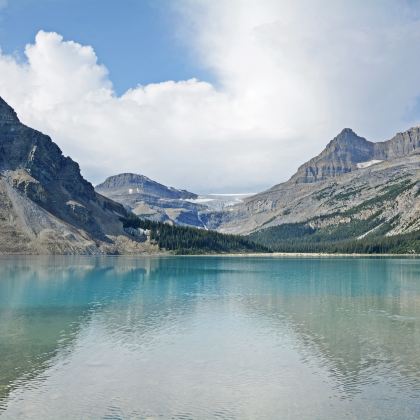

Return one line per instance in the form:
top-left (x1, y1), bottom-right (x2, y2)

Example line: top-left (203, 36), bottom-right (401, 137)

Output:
top-left (0, 256), bottom-right (419, 419)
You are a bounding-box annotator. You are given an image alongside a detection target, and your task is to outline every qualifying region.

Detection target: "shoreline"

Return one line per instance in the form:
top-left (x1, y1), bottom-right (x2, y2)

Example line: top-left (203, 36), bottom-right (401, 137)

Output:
top-left (0, 252), bottom-right (419, 258)
top-left (177, 252), bottom-right (420, 258)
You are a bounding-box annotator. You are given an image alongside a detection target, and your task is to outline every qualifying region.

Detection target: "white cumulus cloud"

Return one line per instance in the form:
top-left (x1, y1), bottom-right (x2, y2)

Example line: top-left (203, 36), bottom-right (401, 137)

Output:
top-left (1, 1), bottom-right (420, 193)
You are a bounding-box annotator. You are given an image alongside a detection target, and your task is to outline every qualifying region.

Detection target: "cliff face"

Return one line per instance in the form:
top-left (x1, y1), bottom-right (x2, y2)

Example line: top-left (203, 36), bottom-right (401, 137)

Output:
top-left (374, 126), bottom-right (420, 160)
top-left (0, 97), bottom-right (156, 254)
top-left (290, 129), bottom-right (374, 183)
top-left (289, 127), bottom-right (420, 184)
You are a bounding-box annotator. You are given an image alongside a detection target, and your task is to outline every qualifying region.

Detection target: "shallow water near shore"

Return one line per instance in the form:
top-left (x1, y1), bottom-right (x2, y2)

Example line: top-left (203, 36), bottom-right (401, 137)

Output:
top-left (0, 256), bottom-right (420, 419)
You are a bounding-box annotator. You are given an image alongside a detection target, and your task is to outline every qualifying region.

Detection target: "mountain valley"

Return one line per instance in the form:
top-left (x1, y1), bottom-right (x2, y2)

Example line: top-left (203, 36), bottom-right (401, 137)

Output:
top-left (0, 95), bottom-right (418, 254)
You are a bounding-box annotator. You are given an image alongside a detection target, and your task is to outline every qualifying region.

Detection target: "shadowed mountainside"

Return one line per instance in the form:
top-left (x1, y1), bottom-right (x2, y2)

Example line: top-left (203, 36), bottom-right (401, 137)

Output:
top-left (0, 97), bottom-right (158, 254)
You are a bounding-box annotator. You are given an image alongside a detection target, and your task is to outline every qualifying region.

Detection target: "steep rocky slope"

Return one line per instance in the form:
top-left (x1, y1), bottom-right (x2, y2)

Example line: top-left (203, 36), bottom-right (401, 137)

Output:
top-left (290, 128), bottom-right (375, 183)
top-left (96, 173), bottom-right (207, 227)
top-left (290, 127), bottom-right (420, 183)
top-left (0, 97), bottom-right (158, 254)
top-left (208, 128), bottom-right (420, 245)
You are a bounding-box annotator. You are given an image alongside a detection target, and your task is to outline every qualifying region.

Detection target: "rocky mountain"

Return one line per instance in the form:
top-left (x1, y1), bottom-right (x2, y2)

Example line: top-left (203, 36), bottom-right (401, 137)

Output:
top-left (207, 127), bottom-right (419, 249)
top-left (96, 174), bottom-right (254, 228)
top-left (0, 97), bottom-right (158, 255)
top-left (96, 173), bottom-right (207, 227)
top-left (290, 128), bottom-right (374, 183)
top-left (290, 127), bottom-right (420, 184)
top-left (96, 173), bottom-right (197, 200)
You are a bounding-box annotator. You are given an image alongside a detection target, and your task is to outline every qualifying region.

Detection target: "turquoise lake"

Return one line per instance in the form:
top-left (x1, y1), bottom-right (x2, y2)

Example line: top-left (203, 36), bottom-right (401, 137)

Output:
top-left (0, 256), bottom-right (419, 419)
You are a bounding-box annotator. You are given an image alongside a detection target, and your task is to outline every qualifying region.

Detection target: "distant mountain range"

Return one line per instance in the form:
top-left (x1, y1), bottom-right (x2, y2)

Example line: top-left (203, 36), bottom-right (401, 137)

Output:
top-left (95, 173), bottom-right (252, 228)
top-left (0, 95), bottom-right (418, 254)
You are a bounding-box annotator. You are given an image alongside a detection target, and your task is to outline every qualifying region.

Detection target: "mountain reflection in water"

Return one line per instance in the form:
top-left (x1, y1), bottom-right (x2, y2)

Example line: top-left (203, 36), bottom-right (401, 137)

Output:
top-left (0, 256), bottom-right (419, 419)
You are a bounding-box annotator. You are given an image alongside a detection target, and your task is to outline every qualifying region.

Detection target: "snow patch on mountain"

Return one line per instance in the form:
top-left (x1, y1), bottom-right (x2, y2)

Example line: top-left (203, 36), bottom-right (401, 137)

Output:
top-left (356, 160), bottom-right (383, 169)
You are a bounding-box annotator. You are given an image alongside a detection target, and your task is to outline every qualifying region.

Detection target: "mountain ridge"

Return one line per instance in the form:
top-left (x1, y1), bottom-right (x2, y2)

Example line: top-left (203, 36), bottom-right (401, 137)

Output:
top-left (287, 126), bottom-right (420, 184)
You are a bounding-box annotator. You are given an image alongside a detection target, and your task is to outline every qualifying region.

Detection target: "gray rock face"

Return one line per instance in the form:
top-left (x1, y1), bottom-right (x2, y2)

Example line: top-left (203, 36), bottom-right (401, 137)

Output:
top-left (96, 173), bottom-right (206, 227)
top-left (290, 127), bottom-right (420, 184)
top-left (374, 126), bottom-right (420, 160)
top-left (290, 129), bottom-right (374, 183)
top-left (0, 96), bottom-right (157, 254)
top-left (0, 97), bottom-right (18, 122)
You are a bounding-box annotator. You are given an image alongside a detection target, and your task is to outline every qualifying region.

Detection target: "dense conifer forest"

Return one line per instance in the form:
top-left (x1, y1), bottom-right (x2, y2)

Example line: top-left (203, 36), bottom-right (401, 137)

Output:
top-left (248, 222), bottom-right (420, 254)
top-left (121, 215), bottom-right (269, 254)
top-left (122, 214), bottom-right (419, 255)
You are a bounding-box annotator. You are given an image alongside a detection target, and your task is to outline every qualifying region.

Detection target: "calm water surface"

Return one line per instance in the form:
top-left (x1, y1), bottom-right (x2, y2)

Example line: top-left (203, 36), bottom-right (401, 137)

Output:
top-left (0, 256), bottom-right (420, 419)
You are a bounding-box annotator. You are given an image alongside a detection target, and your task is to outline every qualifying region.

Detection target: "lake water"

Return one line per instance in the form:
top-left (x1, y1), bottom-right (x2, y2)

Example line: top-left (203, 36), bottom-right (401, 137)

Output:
top-left (0, 256), bottom-right (419, 419)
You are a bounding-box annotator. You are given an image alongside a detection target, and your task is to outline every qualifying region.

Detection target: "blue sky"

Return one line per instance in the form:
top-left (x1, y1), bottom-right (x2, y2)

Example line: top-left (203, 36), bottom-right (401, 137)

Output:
top-left (0, 0), bottom-right (212, 95)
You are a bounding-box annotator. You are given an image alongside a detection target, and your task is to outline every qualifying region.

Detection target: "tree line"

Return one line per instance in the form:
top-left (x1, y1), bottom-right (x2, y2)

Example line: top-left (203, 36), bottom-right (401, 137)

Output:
top-left (121, 214), bottom-right (269, 254)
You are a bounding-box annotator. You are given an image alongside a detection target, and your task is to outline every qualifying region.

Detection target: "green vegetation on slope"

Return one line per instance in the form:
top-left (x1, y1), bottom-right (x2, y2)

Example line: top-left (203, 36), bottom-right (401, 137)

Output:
top-left (338, 180), bottom-right (416, 216)
top-left (248, 221), bottom-right (420, 254)
top-left (249, 178), bottom-right (419, 254)
top-left (121, 214), bottom-right (270, 255)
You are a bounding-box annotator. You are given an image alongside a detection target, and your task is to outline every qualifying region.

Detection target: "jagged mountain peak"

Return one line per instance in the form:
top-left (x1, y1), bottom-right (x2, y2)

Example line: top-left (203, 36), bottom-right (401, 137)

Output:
top-left (288, 128), bottom-right (374, 184)
top-left (331, 128), bottom-right (366, 143)
top-left (285, 124), bottom-right (420, 185)
top-left (336, 127), bottom-right (357, 136)
top-left (394, 126), bottom-right (420, 136)
top-left (323, 128), bottom-right (372, 153)
top-left (0, 96), bottom-right (19, 123)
